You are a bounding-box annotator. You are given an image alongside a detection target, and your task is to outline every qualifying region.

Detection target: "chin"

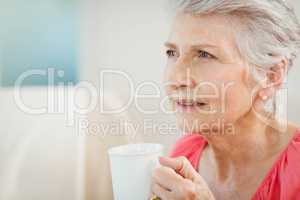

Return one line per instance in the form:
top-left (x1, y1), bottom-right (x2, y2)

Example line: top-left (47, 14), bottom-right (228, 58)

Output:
top-left (176, 114), bottom-right (235, 135)
top-left (176, 114), bottom-right (210, 133)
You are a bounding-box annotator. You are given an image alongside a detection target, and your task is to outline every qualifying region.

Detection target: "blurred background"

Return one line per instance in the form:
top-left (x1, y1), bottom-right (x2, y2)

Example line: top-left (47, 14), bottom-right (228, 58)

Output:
top-left (0, 0), bottom-right (79, 86)
top-left (0, 0), bottom-right (300, 200)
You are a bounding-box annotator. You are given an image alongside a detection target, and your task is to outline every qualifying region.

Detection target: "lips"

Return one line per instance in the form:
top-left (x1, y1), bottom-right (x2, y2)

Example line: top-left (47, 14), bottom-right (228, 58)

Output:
top-left (175, 98), bottom-right (208, 112)
top-left (176, 99), bottom-right (207, 107)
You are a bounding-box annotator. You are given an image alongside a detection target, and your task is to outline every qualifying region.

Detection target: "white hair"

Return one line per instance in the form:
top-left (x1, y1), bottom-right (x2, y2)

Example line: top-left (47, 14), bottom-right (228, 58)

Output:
top-left (170, 0), bottom-right (300, 69)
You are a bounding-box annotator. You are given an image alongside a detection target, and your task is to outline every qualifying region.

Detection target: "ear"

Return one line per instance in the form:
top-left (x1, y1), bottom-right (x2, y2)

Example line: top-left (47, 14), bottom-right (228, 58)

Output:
top-left (266, 58), bottom-right (289, 89)
top-left (256, 58), bottom-right (289, 102)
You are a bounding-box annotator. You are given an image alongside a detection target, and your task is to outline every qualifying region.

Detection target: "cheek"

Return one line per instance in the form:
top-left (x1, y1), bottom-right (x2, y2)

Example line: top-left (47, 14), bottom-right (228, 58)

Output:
top-left (215, 66), bottom-right (251, 118)
top-left (223, 82), bottom-right (252, 122)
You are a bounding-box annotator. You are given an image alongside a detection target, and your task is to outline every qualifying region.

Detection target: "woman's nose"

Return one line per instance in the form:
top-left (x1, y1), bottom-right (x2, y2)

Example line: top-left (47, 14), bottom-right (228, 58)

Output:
top-left (175, 77), bottom-right (196, 89)
top-left (165, 55), bottom-right (198, 91)
top-left (166, 67), bottom-right (197, 91)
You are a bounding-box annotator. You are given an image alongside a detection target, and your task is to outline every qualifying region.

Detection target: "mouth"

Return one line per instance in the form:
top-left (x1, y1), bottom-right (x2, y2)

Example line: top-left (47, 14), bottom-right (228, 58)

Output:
top-left (174, 98), bottom-right (208, 112)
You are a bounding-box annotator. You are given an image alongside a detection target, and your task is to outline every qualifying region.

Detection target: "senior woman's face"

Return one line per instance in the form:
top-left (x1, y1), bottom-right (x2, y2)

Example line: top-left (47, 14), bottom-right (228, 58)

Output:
top-left (164, 13), bottom-right (254, 133)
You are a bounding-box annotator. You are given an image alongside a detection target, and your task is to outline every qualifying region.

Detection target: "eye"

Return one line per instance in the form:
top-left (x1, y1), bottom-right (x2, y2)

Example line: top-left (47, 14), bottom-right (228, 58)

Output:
top-left (166, 49), bottom-right (177, 58)
top-left (198, 50), bottom-right (215, 59)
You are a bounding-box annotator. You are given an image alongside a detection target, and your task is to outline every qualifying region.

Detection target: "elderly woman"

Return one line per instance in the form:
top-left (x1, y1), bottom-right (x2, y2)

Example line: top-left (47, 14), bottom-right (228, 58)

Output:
top-left (151, 0), bottom-right (300, 199)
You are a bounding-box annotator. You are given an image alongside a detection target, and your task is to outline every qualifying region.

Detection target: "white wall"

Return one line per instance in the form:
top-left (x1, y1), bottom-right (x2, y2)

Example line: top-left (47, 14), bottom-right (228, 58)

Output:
top-left (80, 0), bottom-right (180, 150)
top-left (80, 0), bottom-right (169, 85)
top-left (287, 0), bottom-right (300, 123)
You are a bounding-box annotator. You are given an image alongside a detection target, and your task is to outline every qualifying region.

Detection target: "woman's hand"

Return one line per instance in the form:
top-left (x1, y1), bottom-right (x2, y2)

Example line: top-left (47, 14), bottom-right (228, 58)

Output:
top-left (151, 156), bottom-right (215, 200)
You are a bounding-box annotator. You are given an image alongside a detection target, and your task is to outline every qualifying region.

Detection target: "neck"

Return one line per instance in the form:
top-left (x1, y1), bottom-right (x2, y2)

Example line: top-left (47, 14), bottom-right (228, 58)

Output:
top-left (202, 113), bottom-right (283, 182)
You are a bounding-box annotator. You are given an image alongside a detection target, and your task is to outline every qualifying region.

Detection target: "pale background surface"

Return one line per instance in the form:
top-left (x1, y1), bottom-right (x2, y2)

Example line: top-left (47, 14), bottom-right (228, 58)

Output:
top-left (1, 0), bottom-right (300, 200)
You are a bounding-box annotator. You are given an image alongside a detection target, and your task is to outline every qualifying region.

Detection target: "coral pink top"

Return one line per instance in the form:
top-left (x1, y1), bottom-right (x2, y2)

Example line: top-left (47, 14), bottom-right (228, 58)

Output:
top-left (170, 130), bottom-right (300, 200)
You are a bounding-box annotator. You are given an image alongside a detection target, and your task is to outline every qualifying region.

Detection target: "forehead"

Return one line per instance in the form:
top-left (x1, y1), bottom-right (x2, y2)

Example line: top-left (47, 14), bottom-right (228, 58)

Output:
top-left (169, 13), bottom-right (237, 50)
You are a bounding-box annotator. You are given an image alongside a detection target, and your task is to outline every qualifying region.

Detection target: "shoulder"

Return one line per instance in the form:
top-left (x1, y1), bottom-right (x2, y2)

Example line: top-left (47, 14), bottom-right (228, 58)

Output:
top-left (285, 123), bottom-right (300, 156)
top-left (278, 123), bottom-right (300, 199)
top-left (278, 124), bottom-right (300, 198)
top-left (273, 122), bottom-right (300, 166)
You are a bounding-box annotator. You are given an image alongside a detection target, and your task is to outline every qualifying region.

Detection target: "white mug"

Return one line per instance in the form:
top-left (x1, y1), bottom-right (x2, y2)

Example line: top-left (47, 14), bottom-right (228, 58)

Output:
top-left (108, 143), bottom-right (164, 200)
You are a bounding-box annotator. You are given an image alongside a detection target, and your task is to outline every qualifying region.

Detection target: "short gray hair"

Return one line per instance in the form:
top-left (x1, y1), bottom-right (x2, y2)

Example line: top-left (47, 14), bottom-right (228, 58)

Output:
top-left (170, 0), bottom-right (300, 69)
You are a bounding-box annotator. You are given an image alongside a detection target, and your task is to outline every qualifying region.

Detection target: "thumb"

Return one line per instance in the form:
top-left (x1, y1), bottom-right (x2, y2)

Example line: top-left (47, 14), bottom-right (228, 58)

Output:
top-left (159, 156), bottom-right (197, 181)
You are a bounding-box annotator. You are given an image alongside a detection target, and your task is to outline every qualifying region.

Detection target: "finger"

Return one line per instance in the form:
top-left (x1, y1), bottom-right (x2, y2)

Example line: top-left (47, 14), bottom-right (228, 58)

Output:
top-left (152, 183), bottom-right (172, 200)
top-left (159, 156), bottom-right (197, 180)
top-left (152, 166), bottom-right (182, 190)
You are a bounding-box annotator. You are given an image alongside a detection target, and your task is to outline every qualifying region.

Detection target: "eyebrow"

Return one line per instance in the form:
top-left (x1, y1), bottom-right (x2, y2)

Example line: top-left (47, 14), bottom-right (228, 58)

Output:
top-left (164, 42), bottom-right (177, 49)
top-left (191, 44), bottom-right (218, 50)
top-left (164, 42), bottom-right (219, 50)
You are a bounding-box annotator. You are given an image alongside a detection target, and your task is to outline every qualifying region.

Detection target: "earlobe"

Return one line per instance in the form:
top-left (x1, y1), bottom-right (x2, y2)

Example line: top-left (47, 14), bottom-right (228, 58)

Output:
top-left (261, 94), bottom-right (268, 101)
top-left (259, 91), bottom-right (269, 102)
top-left (259, 87), bottom-right (275, 102)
